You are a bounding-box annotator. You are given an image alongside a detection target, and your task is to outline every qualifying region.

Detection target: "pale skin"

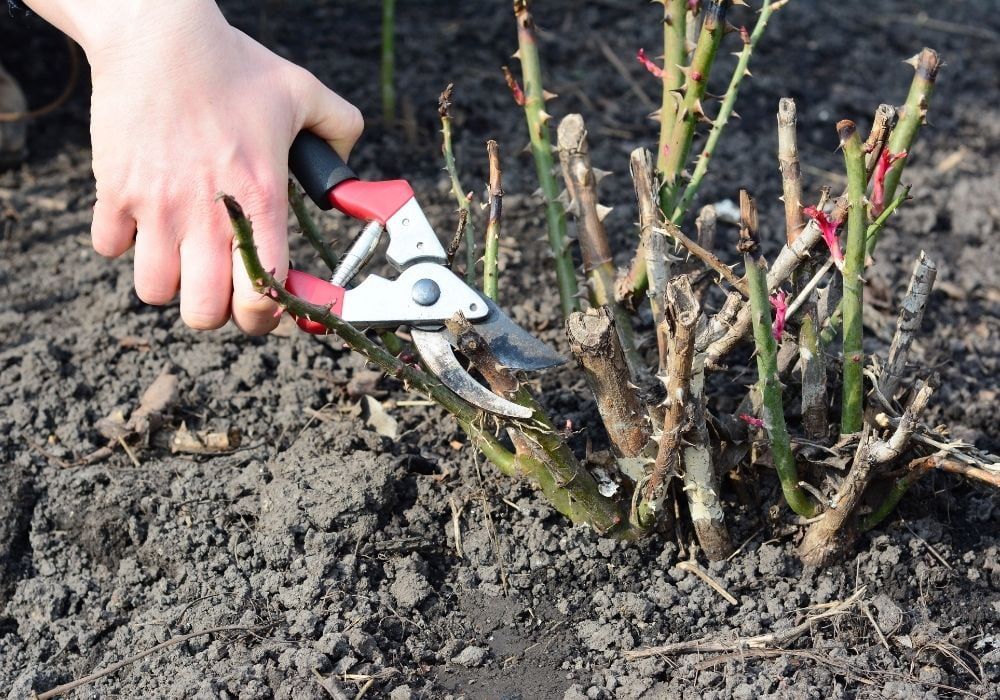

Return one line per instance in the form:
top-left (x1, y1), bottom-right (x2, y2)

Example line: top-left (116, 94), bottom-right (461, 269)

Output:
top-left (24, 0), bottom-right (363, 334)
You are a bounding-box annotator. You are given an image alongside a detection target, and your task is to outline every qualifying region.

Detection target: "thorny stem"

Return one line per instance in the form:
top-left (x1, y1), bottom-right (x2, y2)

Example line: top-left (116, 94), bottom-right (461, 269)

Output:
top-left (818, 187), bottom-right (911, 346)
top-left (778, 98), bottom-right (826, 438)
top-left (660, 0), bottom-right (730, 212)
top-left (449, 316), bottom-right (635, 535)
top-left (656, 0), bottom-right (687, 173)
top-left (556, 114), bottom-right (640, 375)
top-left (671, 0), bottom-right (775, 222)
top-left (288, 181), bottom-right (338, 272)
top-left (381, 0), bottom-right (397, 126)
top-left (510, 1), bottom-right (579, 318)
top-left (642, 276), bottom-right (699, 524)
top-left (483, 140), bottom-right (504, 301)
top-left (566, 308), bottom-right (650, 459)
top-left (838, 120), bottom-right (868, 435)
top-left (739, 190), bottom-right (818, 518)
top-left (881, 49), bottom-right (940, 207)
top-left (439, 85), bottom-right (477, 286)
top-left (630, 148), bottom-right (669, 360)
top-left (655, 223), bottom-right (748, 297)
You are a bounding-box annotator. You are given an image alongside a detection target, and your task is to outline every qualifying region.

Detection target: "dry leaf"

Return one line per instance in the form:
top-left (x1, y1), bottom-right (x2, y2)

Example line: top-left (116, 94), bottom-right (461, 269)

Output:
top-left (171, 422), bottom-right (241, 454)
top-left (361, 395), bottom-right (398, 439)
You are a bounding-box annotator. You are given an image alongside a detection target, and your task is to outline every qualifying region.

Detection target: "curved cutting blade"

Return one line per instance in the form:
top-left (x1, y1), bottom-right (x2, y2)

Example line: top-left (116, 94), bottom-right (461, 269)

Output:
top-left (411, 329), bottom-right (534, 419)
top-left (440, 294), bottom-right (565, 371)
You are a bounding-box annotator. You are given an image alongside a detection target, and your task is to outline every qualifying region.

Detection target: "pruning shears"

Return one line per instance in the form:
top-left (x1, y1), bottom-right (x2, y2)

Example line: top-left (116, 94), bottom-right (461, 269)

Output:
top-left (286, 132), bottom-right (564, 419)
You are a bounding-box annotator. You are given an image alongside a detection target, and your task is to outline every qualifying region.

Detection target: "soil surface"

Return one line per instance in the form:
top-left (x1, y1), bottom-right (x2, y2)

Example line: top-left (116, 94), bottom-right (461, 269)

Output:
top-left (2, 1), bottom-right (999, 698)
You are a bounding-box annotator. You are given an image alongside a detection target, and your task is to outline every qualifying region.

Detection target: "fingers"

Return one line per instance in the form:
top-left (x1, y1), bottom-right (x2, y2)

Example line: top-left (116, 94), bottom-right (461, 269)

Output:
top-left (295, 70), bottom-right (364, 161)
top-left (92, 198), bottom-right (135, 258)
top-left (230, 182), bottom-right (289, 335)
top-left (178, 210), bottom-right (233, 330)
top-left (133, 223), bottom-right (180, 306)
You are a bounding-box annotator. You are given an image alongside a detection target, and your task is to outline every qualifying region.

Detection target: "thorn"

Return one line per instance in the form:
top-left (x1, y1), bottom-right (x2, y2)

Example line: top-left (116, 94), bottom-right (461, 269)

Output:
top-left (539, 110), bottom-right (553, 124)
top-left (592, 168), bottom-right (612, 183)
top-left (903, 53), bottom-right (920, 70)
top-left (556, 189), bottom-right (572, 208)
top-left (731, 0), bottom-right (749, 6)
top-left (596, 204), bottom-right (614, 221)
top-left (743, 67), bottom-right (753, 78)
top-left (543, 89), bottom-right (558, 102)
top-left (512, 48), bottom-right (522, 61)
top-left (532, 187), bottom-right (544, 199)
top-left (647, 108), bottom-right (662, 123)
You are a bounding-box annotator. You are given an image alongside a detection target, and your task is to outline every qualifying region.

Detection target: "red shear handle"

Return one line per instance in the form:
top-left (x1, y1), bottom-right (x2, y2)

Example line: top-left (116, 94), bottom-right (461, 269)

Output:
top-left (284, 270), bottom-right (346, 334)
top-left (290, 130), bottom-right (415, 223)
top-left (327, 179), bottom-right (414, 225)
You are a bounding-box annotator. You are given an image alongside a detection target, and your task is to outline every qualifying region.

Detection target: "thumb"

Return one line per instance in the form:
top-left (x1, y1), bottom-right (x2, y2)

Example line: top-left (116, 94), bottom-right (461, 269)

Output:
top-left (295, 71), bottom-right (364, 161)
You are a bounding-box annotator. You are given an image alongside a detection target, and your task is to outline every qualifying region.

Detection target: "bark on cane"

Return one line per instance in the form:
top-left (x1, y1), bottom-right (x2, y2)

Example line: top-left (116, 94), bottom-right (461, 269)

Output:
top-left (879, 252), bottom-right (936, 400)
top-left (641, 277), bottom-right (699, 523)
top-left (557, 114), bottom-right (640, 375)
top-left (566, 308), bottom-right (650, 460)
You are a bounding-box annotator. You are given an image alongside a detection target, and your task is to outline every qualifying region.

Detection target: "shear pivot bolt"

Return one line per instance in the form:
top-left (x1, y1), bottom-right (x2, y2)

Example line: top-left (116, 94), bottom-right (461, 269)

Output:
top-left (411, 279), bottom-right (440, 306)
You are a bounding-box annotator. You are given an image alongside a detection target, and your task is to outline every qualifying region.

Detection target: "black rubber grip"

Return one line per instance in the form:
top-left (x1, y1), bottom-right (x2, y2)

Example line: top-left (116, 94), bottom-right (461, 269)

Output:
top-left (289, 131), bottom-right (357, 210)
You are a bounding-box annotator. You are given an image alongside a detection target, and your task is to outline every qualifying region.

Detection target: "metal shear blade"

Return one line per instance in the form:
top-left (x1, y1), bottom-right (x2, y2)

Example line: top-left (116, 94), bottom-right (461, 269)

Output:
top-left (410, 329), bottom-right (534, 419)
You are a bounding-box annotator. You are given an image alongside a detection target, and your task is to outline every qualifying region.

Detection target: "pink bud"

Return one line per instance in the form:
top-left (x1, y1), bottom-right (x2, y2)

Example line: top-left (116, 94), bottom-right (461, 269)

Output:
top-left (740, 413), bottom-right (765, 429)
top-left (769, 289), bottom-right (788, 341)
top-left (636, 48), bottom-right (663, 79)
top-left (687, 0), bottom-right (700, 11)
top-left (803, 206), bottom-right (844, 271)
top-left (871, 149), bottom-right (907, 216)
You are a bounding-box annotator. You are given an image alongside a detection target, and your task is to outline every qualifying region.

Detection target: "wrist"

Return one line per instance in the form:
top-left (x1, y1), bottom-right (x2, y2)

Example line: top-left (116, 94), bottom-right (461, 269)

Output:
top-left (24, 0), bottom-right (229, 73)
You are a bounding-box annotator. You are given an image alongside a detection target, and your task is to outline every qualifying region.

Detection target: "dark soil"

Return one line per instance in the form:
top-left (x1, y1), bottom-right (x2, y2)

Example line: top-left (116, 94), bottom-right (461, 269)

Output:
top-left (2, 1), bottom-right (999, 698)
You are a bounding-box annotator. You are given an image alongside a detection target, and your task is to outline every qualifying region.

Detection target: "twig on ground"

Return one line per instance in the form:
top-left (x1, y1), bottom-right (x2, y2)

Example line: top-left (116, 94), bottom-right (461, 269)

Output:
top-left (36, 625), bottom-right (268, 699)
top-left (676, 560), bottom-right (738, 605)
top-left (625, 588), bottom-right (866, 659)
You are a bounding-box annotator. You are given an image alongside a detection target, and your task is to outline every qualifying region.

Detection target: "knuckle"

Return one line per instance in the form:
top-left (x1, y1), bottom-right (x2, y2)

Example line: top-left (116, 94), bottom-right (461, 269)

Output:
top-left (342, 105), bottom-right (364, 141)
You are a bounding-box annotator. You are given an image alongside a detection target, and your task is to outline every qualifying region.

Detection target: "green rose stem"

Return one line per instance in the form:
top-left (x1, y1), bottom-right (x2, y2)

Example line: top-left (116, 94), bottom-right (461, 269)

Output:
top-left (482, 139), bottom-right (503, 301)
top-left (739, 190), bottom-right (818, 518)
top-left (670, 0), bottom-right (774, 222)
top-left (837, 120), bottom-right (867, 435)
top-left (380, 0), bottom-right (396, 126)
top-left (880, 48), bottom-right (939, 208)
top-left (507, 0), bottom-right (579, 318)
top-left (659, 0), bottom-right (730, 213)
top-left (288, 180), bottom-right (338, 273)
top-left (655, 0), bottom-right (687, 173)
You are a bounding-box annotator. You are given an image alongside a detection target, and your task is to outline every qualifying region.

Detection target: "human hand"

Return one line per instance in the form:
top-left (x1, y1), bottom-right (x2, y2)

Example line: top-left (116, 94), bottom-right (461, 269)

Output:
top-left (33, 1), bottom-right (363, 333)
